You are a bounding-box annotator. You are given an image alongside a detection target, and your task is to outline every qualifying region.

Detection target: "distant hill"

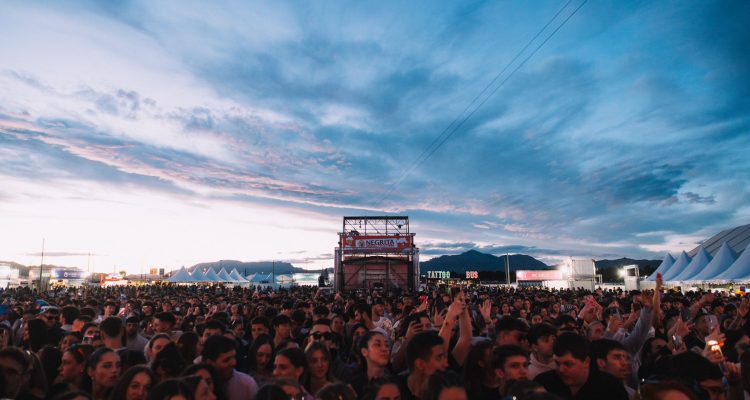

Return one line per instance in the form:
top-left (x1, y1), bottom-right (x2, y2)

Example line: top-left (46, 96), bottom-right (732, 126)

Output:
top-left (189, 260), bottom-right (329, 275)
top-left (594, 257), bottom-right (662, 282)
top-left (1, 261), bottom-right (43, 277)
top-left (421, 250), bottom-right (548, 272)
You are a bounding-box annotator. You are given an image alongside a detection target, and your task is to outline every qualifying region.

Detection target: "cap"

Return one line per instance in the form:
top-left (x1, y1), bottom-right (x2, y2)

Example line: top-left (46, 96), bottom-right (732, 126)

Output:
top-left (39, 306), bottom-right (60, 315)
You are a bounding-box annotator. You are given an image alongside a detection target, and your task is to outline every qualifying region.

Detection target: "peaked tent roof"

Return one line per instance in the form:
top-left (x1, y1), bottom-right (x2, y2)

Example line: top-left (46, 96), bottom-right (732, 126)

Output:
top-left (245, 273), bottom-right (256, 282)
top-left (192, 269), bottom-right (206, 282)
top-left (646, 253), bottom-right (675, 281)
top-left (229, 268), bottom-right (248, 282)
top-left (250, 273), bottom-right (273, 283)
top-left (217, 268), bottom-right (234, 282)
top-left (692, 243), bottom-right (737, 281)
top-left (203, 268), bottom-right (220, 282)
top-left (662, 251), bottom-right (692, 281)
top-left (712, 242), bottom-right (750, 281)
top-left (167, 267), bottom-right (198, 283)
top-left (673, 246), bottom-right (712, 281)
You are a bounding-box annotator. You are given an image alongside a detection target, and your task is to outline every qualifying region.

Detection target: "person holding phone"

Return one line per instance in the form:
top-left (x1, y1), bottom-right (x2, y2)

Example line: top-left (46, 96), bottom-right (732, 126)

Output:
top-left (389, 311), bottom-right (432, 373)
top-left (685, 313), bottom-right (715, 352)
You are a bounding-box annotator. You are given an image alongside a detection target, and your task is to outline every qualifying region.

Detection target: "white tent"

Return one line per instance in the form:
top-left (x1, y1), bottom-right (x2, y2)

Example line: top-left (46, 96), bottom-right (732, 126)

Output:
top-left (712, 242), bottom-right (750, 281)
top-left (662, 251), bottom-right (692, 281)
top-left (691, 242), bottom-right (736, 281)
top-left (229, 268), bottom-right (248, 282)
top-left (191, 269), bottom-right (206, 282)
top-left (167, 267), bottom-right (198, 283)
top-left (217, 268), bottom-right (234, 282)
top-left (673, 246), bottom-right (712, 281)
top-left (245, 273), bottom-right (257, 282)
top-left (275, 274), bottom-right (296, 288)
top-left (645, 253), bottom-right (675, 281)
top-left (204, 268), bottom-right (221, 282)
top-left (250, 273), bottom-right (273, 283)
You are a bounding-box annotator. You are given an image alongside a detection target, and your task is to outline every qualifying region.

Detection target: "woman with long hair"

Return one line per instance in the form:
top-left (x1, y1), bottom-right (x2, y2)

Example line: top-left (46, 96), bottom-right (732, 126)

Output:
top-left (147, 379), bottom-right (194, 400)
top-left (110, 366), bottom-right (156, 400)
top-left (350, 331), bottom-right (391, 397)
top-left (315, 383), bottom-right (357, 400)
top-left (40, 345), bottom-right (63, 388)
top-left (247, 334), bottom-right (275, 384)
top-left (24, 318), bottom-right (48, 353)
top-left (360, 377), bottom-right (401, 400)
top-left (273, 348), bottom-right (313, 400)
top-left (145, 333), bottom-right (173, 365)
top-left (253, 384), bottom-right (287, 400)
top-left (180, 375), bottom-right (216, 400)
top-left (86, 348), bottom-right (122, 400)
top-left (152, 342), bottom-right (187, 382)
top-left (304, 341), bottom-right (335, 395)
top-left (343, 323), bottom-right (368, 364)
top-left (59, 332), bottom-right (81, 353)
top-left (422, 370), bottom-right (467, 400)
top-left (52, 345), bottom-right (94, 397)
top-left (177, 332), bottom-right (199, 364)
top-left (181, 364), bottom-right (224, 400)
top-left (0, 324), bottom-right (15, 350)
top-left (461, 339), bottom-right (495, 400)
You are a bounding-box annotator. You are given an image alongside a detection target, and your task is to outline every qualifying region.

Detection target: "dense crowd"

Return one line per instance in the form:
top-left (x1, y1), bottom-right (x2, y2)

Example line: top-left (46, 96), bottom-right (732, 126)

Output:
top-left (1, 274), bottom-right (749, 400)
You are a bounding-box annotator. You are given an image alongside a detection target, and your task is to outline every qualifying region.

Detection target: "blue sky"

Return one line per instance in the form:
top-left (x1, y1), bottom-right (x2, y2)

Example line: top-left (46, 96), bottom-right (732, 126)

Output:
top-left (1, 1), bottom-right (748, 272)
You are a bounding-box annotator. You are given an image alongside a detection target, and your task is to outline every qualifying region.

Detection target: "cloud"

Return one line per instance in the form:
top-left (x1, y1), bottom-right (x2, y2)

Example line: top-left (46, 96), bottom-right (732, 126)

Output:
top-left (25, 252), bottom-right (93, 257)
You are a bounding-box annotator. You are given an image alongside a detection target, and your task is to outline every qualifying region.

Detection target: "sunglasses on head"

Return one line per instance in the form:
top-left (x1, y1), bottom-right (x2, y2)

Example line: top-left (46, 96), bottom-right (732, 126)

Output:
top-left (311, 332), bottom-right (333, 340)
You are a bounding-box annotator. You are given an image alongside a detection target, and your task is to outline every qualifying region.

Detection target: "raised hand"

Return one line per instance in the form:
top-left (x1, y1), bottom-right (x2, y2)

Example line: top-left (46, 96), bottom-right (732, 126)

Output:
top-left (404, 320), bottom-right (423, 342)
top-left (479, 299), bottom-right (492, 323)
top-left (607, 315), bottom-right (623, 333)
top-left (739, 297), bottom-right (750, 318)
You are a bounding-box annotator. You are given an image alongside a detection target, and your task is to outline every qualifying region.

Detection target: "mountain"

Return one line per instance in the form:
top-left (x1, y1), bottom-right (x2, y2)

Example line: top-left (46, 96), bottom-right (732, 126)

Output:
top-left (189, 260), bottom-right (330, 275)
top-left (421, 250), bottom-right (548, 272)
top-left (595, 257), bottom-right (662, 282)
top-left (0, 261), bottom-right (30, 277)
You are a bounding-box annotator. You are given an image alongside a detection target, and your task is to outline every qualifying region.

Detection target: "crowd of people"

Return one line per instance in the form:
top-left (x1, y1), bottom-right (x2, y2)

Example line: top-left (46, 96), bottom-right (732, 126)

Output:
top-left (1, 274), bottom-right (749, 400)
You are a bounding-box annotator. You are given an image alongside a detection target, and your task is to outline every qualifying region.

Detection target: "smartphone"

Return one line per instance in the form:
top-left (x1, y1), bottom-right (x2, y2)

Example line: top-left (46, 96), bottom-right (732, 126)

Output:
top-left (671, 334), bottom-right (683, 348)
top-left (706, 315), bottom-right (719, 332)
top-left (707, 339), bottom-right (722, 355)
top-left (450, 287), bottom-right (461, 301)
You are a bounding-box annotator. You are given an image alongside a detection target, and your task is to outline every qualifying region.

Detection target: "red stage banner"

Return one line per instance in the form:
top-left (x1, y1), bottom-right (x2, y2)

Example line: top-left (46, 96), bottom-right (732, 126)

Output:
top-left (516, 270), bottom-right (563, 281)
top-left (341, 235), bottom-right (412, 253)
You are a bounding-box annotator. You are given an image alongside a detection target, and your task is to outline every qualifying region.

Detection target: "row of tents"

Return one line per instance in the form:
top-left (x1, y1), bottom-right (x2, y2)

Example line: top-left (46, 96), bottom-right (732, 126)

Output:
top-left (646, 241), bottom-right (750, 283)
top-left (166, 266), bottom-right (295, 285)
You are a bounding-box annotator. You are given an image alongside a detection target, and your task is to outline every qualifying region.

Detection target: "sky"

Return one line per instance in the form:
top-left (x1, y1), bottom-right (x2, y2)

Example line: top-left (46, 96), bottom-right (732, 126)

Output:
top-left (1, 1), bottom-right (749, 273)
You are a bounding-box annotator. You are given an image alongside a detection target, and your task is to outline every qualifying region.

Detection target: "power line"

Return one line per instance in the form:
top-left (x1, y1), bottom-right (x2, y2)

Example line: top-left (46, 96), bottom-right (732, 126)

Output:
top-left (375, 0), bottom-right (588, 208)
top-left (376, 0), bottom-right (573, 207)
